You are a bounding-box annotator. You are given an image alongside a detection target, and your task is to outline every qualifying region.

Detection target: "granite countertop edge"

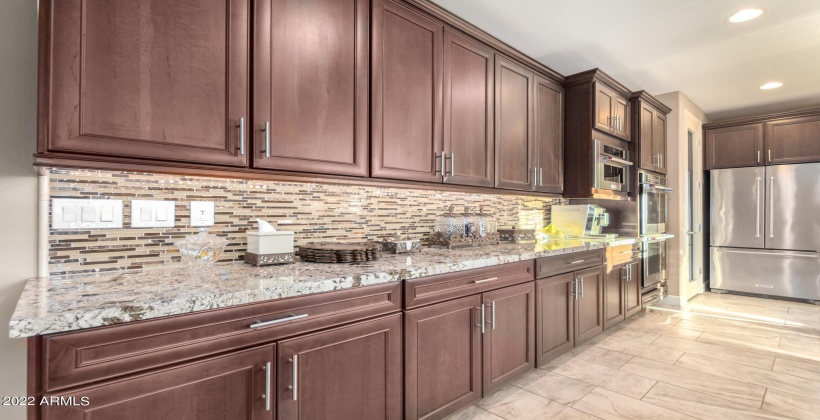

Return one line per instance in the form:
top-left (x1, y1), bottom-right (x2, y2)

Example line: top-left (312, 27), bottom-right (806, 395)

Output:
top-left (9, 241), bottom-right (615, 339)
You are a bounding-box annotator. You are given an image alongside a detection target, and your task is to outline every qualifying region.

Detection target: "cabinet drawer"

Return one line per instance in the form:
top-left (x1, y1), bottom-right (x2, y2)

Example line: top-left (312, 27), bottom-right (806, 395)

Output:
top-left (41, 282), bottom-right (401, 392)
top-left (404, 261), bottom-right (534, 309)
top-left (604, 243), bottom-right (641, 265)
top-left (535, 249), bottom-right (603, 279)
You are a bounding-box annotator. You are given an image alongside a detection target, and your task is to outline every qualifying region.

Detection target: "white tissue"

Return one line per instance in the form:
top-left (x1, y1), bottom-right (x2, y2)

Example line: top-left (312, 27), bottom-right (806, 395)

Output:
top-left (256, 218), bottom-right (277, 233)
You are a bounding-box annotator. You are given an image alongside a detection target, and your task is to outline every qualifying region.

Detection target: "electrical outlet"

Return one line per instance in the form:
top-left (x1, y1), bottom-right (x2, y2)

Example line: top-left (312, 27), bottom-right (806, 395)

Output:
top-left (190, 201), bottom-right (215, 227)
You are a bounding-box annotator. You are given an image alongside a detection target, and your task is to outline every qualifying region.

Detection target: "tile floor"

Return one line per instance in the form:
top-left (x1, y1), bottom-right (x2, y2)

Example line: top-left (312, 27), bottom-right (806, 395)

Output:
top-left (448, 292), bottom-right (820, 420)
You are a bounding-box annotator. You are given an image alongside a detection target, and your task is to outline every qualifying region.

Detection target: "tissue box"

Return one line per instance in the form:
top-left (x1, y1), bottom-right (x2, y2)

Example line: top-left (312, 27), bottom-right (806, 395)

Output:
top-left (244, 231), bottom-right (295, 266)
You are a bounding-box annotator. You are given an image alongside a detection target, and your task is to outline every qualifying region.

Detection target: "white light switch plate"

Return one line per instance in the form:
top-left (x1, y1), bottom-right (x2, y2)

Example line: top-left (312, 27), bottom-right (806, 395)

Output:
top-left (131, 200), bottom-right (176, 228)
top-left (190, 201), bottom-right (215, 227)
top-left (52, 199), bottom-right (123, 229)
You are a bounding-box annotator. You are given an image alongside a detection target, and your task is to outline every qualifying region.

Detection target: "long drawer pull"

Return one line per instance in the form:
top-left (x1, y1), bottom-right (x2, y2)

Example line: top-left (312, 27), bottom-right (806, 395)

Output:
top-left (264, 362), bottom-right (272, 411)
top-left (250, 314), bottom-right (308, 329)
top-left (566, 260), bottom-right (585, 265)
top-left (472, 277), bottom-right (499, 284)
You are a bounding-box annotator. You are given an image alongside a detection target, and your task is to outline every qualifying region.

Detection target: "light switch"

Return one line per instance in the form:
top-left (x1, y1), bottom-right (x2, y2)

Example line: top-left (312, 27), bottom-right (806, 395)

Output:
top-left (81, 206), bottom-right (96, 222)
top-left (52, 199), bottom-right (123, 229)
top-left (139, 208), bottom-right (152, 222)
top-left (100, 206), bottom-right (114, 222)
top-left (131, 200), bottom-right (176, 228)
top-left (63, 206), bottom-right (77, 222)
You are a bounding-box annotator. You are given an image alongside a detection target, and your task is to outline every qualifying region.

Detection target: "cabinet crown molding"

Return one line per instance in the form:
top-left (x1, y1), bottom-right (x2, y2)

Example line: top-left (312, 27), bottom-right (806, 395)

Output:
top-left (630, 91), bottom-right (672, 115)
top-left (563, 68), bottom-right (632, 97)
top-left (704, 106), bottom-right (820, 129)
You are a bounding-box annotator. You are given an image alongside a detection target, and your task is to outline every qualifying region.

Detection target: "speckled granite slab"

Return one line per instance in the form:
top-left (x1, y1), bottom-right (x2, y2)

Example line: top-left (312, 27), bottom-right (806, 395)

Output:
top-left (9, 241), bottom-right (605, 338)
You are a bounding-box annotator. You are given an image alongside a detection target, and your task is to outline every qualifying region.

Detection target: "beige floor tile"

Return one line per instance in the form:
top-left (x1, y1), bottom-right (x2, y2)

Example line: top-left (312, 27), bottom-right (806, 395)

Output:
top-left (772, 357), bottom-right (820, 381)
top-left (511, 370), bottom-right (594, 405)
top-left (603, 326), bottom-right (660, 344)
top-left (675, 353), bottom-right (820, 401)
top-left (595, 335), bottom-right (683, 364)
top-left (713, 317), bottom-right (820, 339)
top-left (552, 358), bottom-right (656, 400)
top-left (641, 382), bottom-right (789, 420)
top-left (761, 388), bottom-right (820, 420)
top-left (784, 312), bottom-right (820, 324)
top-left (476, 385), bottom-right (597, 420)
top-left (572, 387), bottom-right (698, 420)
top-left (538, 353), bottom-right (575, 372)
top-left (653, 334), bottom-right (775, 369)
top-left (697, 331), bottom-right (781, 346)
top-left (788, 306), bottom-right (820, 315)
top-left (676, 318), bottom-right (779, 338)
top-left (446, 405), bottom-right (505, 420)
top-left (620, 356), bottom-right (766, 407)
top-left (697, 330), bottom-right (820, 364)
top-left (572, 345), bottom-right (634, 369)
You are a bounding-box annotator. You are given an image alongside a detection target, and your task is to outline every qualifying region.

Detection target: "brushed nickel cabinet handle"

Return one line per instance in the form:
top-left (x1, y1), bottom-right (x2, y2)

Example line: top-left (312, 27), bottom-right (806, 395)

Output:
top-left (250, 314), bottom-right (308, 329)
top-left (566, 260), bottom-right (585, 265)
top-left (480, 304), bottom-right (485, 334)
top-left (450, 152), bottom-right (455, 176)
top-left (264, 362), bottom-right (272, 411)
top-left (757, 150), bottom-right (760, 163)
top-left (488, 301), bottom-right (496, 330)
top-left (532, 167), bottom-right (537, 188)
top-left (473, 277), bottom-right (499, 284)
top-left (768, 149), bottom-right (772, 162)
top-left (263, 121), bottom-right (271, 158)
top-left (287, 355), bottom-right (298, 401)
top-left (538, 167), bottom-right (543, 186)
top-left (579, 277), bottom-right (584, 298)
top-left (238, 117), bottom-right (246, 155)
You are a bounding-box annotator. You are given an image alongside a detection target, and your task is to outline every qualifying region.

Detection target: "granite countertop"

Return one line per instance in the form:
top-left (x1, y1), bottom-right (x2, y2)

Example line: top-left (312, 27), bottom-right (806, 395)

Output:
top-left (9, 239), bottom-right (616, 339)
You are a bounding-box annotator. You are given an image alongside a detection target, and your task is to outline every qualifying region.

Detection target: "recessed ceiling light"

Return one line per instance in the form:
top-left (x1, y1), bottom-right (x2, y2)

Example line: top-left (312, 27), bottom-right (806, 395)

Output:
top-left (760, 82), bottom-right (783, 90)
top-left (728, 8), bottom-right (764, 23)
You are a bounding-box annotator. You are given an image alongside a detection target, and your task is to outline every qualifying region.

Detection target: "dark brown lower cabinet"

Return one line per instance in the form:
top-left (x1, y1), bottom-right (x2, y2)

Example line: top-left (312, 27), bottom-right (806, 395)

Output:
top-left (41, 346), bottom-right (274, 420)
top-left (482, 282), bottom-right (535, 395)
top-left (535, 273), bottom-right (574, 366)
top-left (604, 260), bottom-right (642, 330)
top-left (405, 283), bottom-right (535, 420)
top-left (278, 314), bottom-right (403, 420)
top-left (536, 264), bottom-right (605, 366)
top-left (405, 295), bottom-right (483, 420)
top-left (575, 266), bottom-right (604, 344)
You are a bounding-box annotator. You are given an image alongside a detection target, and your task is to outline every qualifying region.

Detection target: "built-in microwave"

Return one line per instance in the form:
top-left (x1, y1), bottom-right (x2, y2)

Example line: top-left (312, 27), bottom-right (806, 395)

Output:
top-left (594, 140), bottom-right (632, 193)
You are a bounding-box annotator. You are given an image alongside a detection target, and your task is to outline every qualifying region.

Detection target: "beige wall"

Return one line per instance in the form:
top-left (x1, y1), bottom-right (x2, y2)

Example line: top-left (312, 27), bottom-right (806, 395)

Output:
top-left (656, 91), bottom-right (710, 307)
top-left (0, 0), bottom-right (38, 419)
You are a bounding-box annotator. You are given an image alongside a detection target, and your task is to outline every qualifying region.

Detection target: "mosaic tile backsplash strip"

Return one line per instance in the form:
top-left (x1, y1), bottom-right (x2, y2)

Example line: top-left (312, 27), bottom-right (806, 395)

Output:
top-left (49, 169), bottom-right (561, 276)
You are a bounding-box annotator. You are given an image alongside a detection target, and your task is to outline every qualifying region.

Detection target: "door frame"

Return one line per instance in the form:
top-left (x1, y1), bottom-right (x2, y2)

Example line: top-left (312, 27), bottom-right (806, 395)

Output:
top-left (683, 110), bottom-right (705, 302)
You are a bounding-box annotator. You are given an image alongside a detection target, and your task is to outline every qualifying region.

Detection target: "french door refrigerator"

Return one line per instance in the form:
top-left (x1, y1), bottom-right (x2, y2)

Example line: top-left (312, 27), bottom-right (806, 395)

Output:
top-left (710, 163), bottom-right (820, 301)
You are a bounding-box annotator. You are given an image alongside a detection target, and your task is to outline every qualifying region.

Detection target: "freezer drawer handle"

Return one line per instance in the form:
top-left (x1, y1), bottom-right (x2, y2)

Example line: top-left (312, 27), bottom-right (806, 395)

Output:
top-left (715, 249), bottom-right (819, 258)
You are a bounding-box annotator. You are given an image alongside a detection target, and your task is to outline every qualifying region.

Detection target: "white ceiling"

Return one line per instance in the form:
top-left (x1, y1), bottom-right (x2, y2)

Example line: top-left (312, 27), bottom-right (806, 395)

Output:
top-left (432, 0), bottom-right (820, 120)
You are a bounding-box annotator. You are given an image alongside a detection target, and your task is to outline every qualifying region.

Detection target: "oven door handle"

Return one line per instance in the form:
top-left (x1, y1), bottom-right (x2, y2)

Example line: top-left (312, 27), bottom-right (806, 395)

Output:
top-left (600, 154), bottom-right (634, 166)
top-left (644, 185), bottom-right (673, 193)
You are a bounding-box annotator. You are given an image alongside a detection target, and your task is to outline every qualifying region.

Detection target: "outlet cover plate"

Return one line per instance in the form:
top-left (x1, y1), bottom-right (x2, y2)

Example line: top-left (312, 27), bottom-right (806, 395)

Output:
top-left (52, 199), bottom-right (123, 229)
top-left (131, 200), bottom-right (176, 228)
top-left (190, 201), bottom-right (215, 227)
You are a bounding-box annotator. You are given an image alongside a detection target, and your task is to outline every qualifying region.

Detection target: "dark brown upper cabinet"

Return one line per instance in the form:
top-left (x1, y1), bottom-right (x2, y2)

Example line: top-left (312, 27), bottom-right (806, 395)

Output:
top-left (253, 0), bottom-right (369, 177)
top-left (39, 0), bottom-right (250, 167)
top-left (371, 0), bottom-right (444, 183)
top-left (563, 69), bottom-right (634, 198)
top-left (704, 123), bottom-right (764, 169)
top-left (494, 56), bottom-right (535, 191)
top-left (631, 91), bottom-right (671, 174)
top-left (534, 76), bottom-right (565, 194)
top-left (442, 29), bottom-right (495, 187)
top-left (592, 82), bottom-right (630, 141)
top-left (764, 114), bottom-right (820, 165)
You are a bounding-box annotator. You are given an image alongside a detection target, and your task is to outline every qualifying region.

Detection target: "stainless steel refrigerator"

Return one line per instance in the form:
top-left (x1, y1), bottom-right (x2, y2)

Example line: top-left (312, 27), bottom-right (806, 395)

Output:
top-left (710, 163), bottom-right (820, 301)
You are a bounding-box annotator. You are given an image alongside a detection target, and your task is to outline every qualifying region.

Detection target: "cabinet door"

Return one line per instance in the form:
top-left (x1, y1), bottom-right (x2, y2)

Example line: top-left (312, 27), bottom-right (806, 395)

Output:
top-left (593, 83), bottom-right (615, 134)
top-left (442, 29), bottom-right (495, 187)
top-left (278, 314), bottom-right (402, 420)
top-left (41, 346), bottom-right (273, 420)
top-left (624, 261), bottom-right (642, 318)
top-left (638, 104), bottom-right (656, 171)
top-left (612, 96), bottom-right (631, 141)
top-left (405, 296), bottom-right (482, 420)
top-left (535, 273), bottom-right (574, 367)
top-left (603, 263), bottom-right (626, 330)
top-left (574, 266), bottom-right (604, 345)
top-left (253, 0), bottom-right (368, 176)
top-left (704, 123), bottom-right (764, 169)
top-left (372, 0), bottom-right (443, 182)
top-left (764, 114), bottom-right (820, 165)
top-left (533, 75), bottom-right (564, 194)
top-left (482, 282), bottom-right (536, 395)
top-left (653, 111), bottom-right (668, 174)
top-left (495, 56), bottom-right (535, 191)
top-left (44, 0), bottom-right (250, 167)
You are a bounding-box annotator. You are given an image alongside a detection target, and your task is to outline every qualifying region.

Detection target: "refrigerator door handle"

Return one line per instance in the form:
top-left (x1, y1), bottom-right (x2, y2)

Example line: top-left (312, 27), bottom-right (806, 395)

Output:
top-left (755, 177), bottom-right (761, 238)
top-left (769, 176), bottom-right (775, 238)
